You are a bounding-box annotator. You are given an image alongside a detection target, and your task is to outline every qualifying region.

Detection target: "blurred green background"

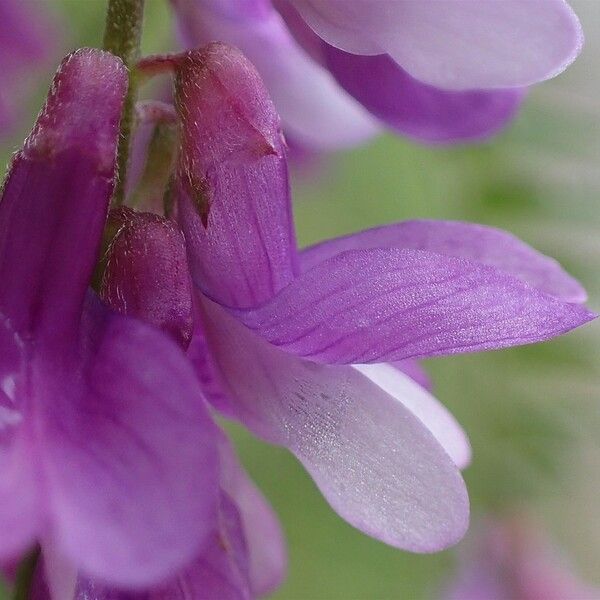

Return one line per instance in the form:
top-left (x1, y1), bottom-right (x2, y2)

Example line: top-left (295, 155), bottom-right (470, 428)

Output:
top-left (1, 1), bottom-right (599, 598)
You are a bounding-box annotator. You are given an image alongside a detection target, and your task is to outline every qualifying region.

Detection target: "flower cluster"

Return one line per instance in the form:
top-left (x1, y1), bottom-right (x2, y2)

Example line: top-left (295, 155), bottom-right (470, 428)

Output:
top-left (0, 2), bottom-right (595, 599)
top-left (171, 0), bottom-right (582, 146)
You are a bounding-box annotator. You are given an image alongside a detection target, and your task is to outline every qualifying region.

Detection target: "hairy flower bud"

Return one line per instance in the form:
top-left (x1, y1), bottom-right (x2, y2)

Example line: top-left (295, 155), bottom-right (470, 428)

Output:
top-left (101, 208), bottom-right (194, 348)
top-left (173, 42), bottom-right (298, 309)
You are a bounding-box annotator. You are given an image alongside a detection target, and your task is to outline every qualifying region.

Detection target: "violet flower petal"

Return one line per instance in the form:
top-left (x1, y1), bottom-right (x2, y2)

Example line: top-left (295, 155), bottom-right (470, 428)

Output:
top-left (290, 0), bottom-right (583, 90)
top-left (199, 296), bottom-right (469, 552)
top-left (0, 49), bottom-right (221, 587)
top-left (71, 494), bottom-right (250, 600)
top-left (354, 364), bottom-right (471, 469)
top-left (41, 295), bottom-right (220, 587)
top-left (0, 48), bottom-right (127, 564)
top-left (300, 220), bottom-right (587, 303)
top-left (219, 435), bottom-right (287, 596)
top-left (171, 0), bottom-right (380, 149)
top-left (0, 49), bottom-right (126, 340)
top-left (234, 248), bottom-right (594, 364)
top-left (324, 47), bottom-right (525, 144)
top-left (174, 43), bottom-right (298, 309)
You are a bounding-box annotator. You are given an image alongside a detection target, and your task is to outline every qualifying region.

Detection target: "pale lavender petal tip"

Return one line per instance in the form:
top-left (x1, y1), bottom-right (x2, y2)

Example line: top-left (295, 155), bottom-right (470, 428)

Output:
top-left (392, 359), bottom-right (432, 392)
top-left (355, 364), bottom-right (471, 470)
top-left (290, 0), bottom-right (584, 90)
top-left (200, 297), bottom-right (469, 553)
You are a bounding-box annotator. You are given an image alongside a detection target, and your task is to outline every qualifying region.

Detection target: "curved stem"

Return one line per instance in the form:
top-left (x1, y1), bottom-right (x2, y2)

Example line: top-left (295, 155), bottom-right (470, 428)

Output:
top-left (103, 0), bottom-right (146, 206)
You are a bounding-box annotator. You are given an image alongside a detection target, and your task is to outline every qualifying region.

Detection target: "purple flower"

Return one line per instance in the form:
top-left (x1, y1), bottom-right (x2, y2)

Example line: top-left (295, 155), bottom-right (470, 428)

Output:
top-left (0, 0), bottom-right (56, 136)
top-left (288, 0), bottom-right (583, 90)
top-left (33, 207), bottom-right (287, 599)
top-left (442, 516), bottom-right (600, 600)
top-left (168, 43), bottom-right (594, 553)
top-left (0, 49), bottom-right (222, 589)
top-left (169, 0), bottom-right (581, 146)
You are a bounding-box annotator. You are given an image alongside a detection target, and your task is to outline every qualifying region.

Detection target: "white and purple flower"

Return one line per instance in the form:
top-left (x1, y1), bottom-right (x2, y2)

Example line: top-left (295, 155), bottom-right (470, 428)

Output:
top-left (170, 43), bottom-right (592, 554)
top-left (169, 0), bottom-right (583, 147)
top-left (0, 35), bottom-right (595, 599)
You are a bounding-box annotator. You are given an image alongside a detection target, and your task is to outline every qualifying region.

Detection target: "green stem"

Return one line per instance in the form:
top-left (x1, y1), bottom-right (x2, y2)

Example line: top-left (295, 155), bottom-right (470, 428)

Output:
top-left (12, 548), bottom-right (40, 600)
top-left (103, 0), bottom-right (146, 206)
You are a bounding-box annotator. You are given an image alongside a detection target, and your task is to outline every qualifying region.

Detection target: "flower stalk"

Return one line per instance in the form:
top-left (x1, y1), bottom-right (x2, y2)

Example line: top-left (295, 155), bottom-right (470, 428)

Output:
top-left (12, 548), bottom-right (39, 600)
top-left (103, 0), bottom-right (146, 205)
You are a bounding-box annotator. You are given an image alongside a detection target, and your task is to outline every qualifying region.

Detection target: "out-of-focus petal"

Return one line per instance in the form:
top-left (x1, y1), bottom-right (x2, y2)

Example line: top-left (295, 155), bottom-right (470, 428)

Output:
top-left (219, 436), bottom-right (287, 596)
top-left (0, 0), bottom-right (53, 70)
top-left (42, 296), bottom-right (219, 587)
top-left (72, 493), bottom-right (250, 600)
top-left (171, 0), bottom-right (380, 149)
top-left (392, 359), bottom-right (432, 391)
top-left (324, 47), bottom-right (525, 143)
top-left (200, 296), bottom-right (469, 553)
top-left (290, 0), bottom-right (583, 90)
top-left (442, 518), bottom-right (600, 600)
top-left (235, 248), bottom-right (594, 363)
top-left (354, 364), bottom-right (471, 469)
top-left (300, 220), bottom-right (587, 303)
top-left (0, 49), bottom-right (126, 340)
top-left (0, 321), bottom-right (40, 561)
top-left (101, 208), bottom-right (194, 348)
top-left (173, 43), bottom-right (298, 309)
top-left (0, 0), bottom-right (56, 135)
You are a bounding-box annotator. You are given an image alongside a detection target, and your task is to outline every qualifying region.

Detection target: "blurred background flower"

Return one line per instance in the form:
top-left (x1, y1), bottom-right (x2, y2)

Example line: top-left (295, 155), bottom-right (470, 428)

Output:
top-left (1, 1), bottom-right (599, 598)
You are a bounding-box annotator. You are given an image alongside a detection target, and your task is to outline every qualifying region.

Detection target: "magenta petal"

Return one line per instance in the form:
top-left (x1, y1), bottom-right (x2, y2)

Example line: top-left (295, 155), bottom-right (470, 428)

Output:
top-left (172, 0), bottom-right (379, 149)
top-left (0, 49), bottom-right (126, 340)
top-left (324, 47), bottom-right (525, 144)
top-left (219, 435), bottom-right (287, 596)
top-left (42, 296), bottom-right (220, 587)
top-left (0, 48), bottom-right (126, 564)
top-left (174, 43), bottom-right (298, 309)
top-left (200, 297), bottom-right (469, 552)
top-left (235, 248), bottom-right (594, 363)
top-left (300, 220), bottom-right (587, 303)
